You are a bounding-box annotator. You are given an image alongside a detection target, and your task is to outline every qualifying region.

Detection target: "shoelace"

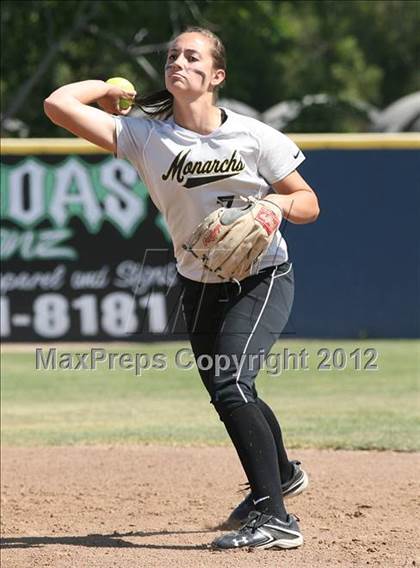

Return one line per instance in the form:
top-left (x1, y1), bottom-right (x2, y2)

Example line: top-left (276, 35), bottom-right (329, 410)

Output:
top-left (240, 511), bottom-right (273, 534)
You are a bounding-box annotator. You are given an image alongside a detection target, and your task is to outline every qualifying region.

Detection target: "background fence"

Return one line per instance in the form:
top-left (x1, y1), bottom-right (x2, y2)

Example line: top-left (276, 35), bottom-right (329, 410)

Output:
top-left (1, 134), bottom-right (419, 341)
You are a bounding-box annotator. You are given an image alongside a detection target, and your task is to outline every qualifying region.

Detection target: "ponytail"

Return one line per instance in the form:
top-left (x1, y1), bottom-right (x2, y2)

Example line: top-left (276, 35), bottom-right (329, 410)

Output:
top-left (135, 89), bottom-right (174, 120)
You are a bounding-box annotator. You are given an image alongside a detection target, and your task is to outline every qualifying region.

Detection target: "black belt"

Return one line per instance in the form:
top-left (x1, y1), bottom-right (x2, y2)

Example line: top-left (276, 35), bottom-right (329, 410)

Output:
top-left (256, 261), bottom-right (291, 278)
top-left (178, 261), bottom-right (291, 287)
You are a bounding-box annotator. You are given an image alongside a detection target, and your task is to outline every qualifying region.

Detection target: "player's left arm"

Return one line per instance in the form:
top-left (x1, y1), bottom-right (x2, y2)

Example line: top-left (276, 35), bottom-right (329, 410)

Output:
top-left (264, 170), bottom-right (320, 224)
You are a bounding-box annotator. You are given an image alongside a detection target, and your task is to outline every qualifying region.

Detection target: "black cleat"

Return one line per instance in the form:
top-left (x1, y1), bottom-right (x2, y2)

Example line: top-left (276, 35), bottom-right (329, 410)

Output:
top-left (282, 460), bottom-right (309, 498)
top-left (222, 460), bottom-right (308, 529)
top-left (212, 510), bottom-right (303, 550)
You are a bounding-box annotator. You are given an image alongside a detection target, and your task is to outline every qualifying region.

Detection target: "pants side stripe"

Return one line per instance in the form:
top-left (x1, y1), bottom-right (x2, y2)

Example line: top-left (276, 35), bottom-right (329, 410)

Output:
top-left (272, 262), bottom-right (292, 279)
top-left (235, 268), bottom-right (277, 403)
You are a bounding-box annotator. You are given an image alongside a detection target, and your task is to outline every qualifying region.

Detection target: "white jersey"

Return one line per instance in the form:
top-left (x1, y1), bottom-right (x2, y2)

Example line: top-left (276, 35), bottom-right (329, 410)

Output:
top-left (114, 108), bottom-right (305, 282)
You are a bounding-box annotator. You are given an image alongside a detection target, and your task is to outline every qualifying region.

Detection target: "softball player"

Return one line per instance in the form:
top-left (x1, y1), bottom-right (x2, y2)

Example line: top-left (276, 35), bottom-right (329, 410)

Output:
top-left (44, 26), bottom-right (319, 550)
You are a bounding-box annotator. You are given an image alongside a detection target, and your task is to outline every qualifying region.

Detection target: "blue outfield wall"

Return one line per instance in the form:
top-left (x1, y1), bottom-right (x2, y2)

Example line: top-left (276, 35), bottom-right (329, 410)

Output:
top-left (1, 137), bottom-right (419, 341)
top-left (285, 149), bottom-right (419, 338)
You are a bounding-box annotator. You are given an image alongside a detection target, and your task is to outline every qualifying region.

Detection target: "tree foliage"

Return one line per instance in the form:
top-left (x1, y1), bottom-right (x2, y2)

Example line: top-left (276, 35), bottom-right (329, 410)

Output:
top-left (1, 0), bottom-right (418, 135)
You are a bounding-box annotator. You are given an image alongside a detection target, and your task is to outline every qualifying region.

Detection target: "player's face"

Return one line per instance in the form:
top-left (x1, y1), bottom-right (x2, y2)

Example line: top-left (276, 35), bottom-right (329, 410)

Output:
top-left (165, 33), bottom-right (224, 99)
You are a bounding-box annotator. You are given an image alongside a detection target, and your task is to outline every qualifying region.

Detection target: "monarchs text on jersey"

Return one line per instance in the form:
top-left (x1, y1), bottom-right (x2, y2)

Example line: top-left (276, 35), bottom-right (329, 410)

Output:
top-left (114, 108), bottom-right (305, 282)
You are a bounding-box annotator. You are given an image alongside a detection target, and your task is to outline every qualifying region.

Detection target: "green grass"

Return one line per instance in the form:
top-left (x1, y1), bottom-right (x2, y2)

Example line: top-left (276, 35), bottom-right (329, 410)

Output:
top-left (1, 340), bottom-right (419, 450)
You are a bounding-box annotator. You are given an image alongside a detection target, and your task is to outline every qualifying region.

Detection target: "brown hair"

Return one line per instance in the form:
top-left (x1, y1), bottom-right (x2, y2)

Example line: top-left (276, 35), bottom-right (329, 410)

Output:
top-left (135, 27), bottom-right (226, 119)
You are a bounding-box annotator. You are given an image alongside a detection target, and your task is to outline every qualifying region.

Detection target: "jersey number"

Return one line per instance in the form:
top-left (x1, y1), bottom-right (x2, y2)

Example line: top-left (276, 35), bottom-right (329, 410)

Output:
top-left (217, 195), bottom-right (235, 208)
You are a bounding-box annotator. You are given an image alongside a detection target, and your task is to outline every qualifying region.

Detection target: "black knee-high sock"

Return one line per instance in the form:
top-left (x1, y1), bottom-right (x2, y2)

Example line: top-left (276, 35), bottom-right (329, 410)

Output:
top-left (220, 402), bottom-right (287, 521)
top-left (256, 397), bottom-right (293, 484)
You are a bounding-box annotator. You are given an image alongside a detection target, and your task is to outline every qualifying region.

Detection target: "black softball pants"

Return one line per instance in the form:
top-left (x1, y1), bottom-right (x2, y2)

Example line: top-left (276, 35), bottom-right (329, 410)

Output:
top-left (180, 262), bottom-right (295, 520)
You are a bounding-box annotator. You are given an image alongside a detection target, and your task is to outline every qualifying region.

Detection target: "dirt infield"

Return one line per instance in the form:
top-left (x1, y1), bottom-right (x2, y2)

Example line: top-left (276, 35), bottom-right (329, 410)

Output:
top-left (1, 446), bottom-right (418, 567)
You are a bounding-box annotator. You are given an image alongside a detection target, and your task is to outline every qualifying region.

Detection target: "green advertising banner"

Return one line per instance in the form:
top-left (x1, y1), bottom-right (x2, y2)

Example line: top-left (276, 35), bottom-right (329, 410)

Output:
top-left (1, 144), bottom-right (184, 341)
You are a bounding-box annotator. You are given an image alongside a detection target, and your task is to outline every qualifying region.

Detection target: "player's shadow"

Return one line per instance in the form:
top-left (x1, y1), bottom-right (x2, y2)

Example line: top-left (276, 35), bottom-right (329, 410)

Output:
top-left (0, 529), bottom-right (215, 551)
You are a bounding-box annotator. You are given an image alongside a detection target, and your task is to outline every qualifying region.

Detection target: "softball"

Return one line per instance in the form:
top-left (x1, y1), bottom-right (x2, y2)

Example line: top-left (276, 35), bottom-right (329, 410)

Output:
top-left (106, 77), bottom-right (136, 110)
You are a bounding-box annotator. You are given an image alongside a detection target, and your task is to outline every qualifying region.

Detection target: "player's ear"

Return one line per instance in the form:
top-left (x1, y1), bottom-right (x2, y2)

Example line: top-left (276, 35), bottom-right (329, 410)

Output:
top-left (211, 68), bottom-right (225, 88)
